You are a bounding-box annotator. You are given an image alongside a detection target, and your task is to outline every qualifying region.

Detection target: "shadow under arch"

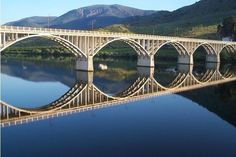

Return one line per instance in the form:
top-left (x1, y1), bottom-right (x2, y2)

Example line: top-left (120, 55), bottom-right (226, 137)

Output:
top-left (0, 34), bottom-right (87, 58)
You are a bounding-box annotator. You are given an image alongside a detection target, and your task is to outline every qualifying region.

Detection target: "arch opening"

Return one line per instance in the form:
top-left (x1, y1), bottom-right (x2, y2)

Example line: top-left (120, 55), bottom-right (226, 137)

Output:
top-left (1, 35), bottom-right (87, 58)
top-left (1, 36), bottom-right (85, 109)
top-left (154, 43), bottom-right (188, 88)
top-left (92, 40), bottom-right (142, 96)
top-left (192, 45), bottom-right (217, 83)
top-left (193, 43), bottom-right (218, 65)
top-left (220, 45), bottom-right (236, 63)
top-left (93, 38), bottom-right (149, 57)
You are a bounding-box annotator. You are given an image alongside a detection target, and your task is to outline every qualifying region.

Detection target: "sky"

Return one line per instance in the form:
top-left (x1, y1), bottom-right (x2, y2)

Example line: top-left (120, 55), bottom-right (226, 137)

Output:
top-left (1, 0), bottom-right (199, 24)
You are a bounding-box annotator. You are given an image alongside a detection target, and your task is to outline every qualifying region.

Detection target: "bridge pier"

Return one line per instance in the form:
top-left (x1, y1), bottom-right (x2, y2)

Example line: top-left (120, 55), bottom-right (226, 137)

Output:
top-left (206, 54), bottom-right (220, 63)
top-left (177, 64), bottom-right (193, 74)
top-left (75, 56), bottom-right (94, 71)
top-left (178, 54), bottom-right (193, 65)
top-left (137, 55), bottom-right (155, 67)
top-left (76, 71), bottom-right (94, 84)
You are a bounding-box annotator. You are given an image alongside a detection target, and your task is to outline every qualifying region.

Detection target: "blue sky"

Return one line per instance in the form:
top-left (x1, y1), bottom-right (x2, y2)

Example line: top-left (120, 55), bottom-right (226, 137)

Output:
top-left (1, 0), bottom-right (199, 24)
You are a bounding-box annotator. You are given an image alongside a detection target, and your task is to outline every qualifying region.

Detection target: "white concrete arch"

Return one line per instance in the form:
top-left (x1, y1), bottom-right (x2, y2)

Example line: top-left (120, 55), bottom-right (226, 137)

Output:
top-left (0, 34), bottom-right (87, 58)
top-left (93, 37), bottom-right (149, 57)
top-left (192, 42), bottom-right (216, 55)
top-left (219, 44), bottom-right (236, 55)
top-left (154, 41), bottom-right (189, 56)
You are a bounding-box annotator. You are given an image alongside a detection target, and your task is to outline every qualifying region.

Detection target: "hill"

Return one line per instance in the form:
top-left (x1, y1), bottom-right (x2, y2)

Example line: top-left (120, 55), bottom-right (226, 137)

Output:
top-left (108, 0), bottom-right (236, 39)
top-left (5, 5), bottom-right (155, 29)
top-left (4, 0), bottom-right (236, 39)
top-left (5, 16), bottom-right (57, 27)
top-left (50, 4), bottom-right (155, 29)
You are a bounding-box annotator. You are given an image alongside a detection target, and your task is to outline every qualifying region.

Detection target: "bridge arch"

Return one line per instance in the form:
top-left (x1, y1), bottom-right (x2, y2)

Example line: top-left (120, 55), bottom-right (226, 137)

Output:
top-left (93, 37), bottom-right (149, 57)
top-left (218, 44), bottom-right (236, 63)
top-left (219, 44), bottom-right (235, 54)
top-left (0, 34), bottom-right (87, 58)
top-left (154, 41), bottom-right (188, 56)
top-left (193, 43), bottom-right (219, 63)
top-left (193, 43), bottom-right (216, 55)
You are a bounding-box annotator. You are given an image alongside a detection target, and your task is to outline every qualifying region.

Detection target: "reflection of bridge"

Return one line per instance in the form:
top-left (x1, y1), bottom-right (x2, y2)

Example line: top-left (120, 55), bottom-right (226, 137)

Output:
top-left (1, 26), bottom-right (236, 71)
top-left (1, 63), bottom-right (236, 127)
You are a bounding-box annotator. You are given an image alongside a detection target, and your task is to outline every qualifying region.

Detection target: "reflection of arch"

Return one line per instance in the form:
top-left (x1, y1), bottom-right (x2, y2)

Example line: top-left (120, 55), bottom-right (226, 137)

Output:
top-left (154, 41), bottom-right (188, 56)
top-left (1, 66), bottom-right (235, 122)
top-left (153, 73), bottom-right (189, 90)
top-left (0, 82), bottom-right (117, 118)
top-left (93, 37), bottom-right (149, 57)
top-left (219, 44), bottom-right (235, 54)
top-left (0, 34), bottom-right (87, 57)
top-left (192, 69), bottom-right (216, 83)
top-left (219, 65), bottom-right (235, 79)
top-left (116, 77), bottom-right (149, 98)
top-left (193, 43), bottom-right (216, 55)
top-left (34, 83), bottom-right (86, 111)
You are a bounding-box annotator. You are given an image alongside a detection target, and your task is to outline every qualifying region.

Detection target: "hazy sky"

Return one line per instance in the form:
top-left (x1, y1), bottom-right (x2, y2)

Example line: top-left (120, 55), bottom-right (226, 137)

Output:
top-left (1, 0), bottom-right (199, 24)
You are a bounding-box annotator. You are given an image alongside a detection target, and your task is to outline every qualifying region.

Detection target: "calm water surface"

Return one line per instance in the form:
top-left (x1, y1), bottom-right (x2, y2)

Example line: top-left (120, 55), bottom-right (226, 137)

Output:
top-left (1, 57), bottom-right (236, 157)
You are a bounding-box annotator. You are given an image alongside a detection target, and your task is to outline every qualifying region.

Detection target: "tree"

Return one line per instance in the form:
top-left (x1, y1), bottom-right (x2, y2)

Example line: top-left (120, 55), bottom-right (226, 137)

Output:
top-left (218, 16), bottom-right (236, 41)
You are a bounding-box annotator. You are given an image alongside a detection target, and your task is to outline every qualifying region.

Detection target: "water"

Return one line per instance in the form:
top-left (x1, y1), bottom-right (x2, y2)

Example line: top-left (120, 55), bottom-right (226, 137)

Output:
top-left (1, 57), bottom-right (236, 157)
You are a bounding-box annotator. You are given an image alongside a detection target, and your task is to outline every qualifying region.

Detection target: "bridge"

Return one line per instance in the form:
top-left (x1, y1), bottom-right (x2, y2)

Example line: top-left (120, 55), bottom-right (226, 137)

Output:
top-left (1, 63), bottom-right (236, 127)
top-left (1, 26), bottom-right (236, 71)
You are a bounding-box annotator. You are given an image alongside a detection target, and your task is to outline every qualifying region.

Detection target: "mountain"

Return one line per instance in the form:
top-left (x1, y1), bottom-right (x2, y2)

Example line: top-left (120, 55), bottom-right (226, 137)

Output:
top-left (116, 0), bottom-right (236, 38)
top-left (5, 16), bottom-right (57, 27)
top-left (50, 4), bottom-right (155, 29)
top-left (5, 5), bottom-right (155, 29)
top-left (124, 0), bottom-right (236, 26)
top-left (4, 0), bottom-right (236, 39)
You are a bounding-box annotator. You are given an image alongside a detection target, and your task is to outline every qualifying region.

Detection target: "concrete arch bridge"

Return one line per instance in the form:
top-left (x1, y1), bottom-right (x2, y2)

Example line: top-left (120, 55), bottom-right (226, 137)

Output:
top-left (1, 26), bottom-right (236, 71)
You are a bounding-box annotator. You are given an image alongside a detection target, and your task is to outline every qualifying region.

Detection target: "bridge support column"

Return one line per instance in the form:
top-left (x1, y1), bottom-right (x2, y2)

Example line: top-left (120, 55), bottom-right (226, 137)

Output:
top-left (206, 54), bottom-right (220, 63)
top-left (76, 71), bottom-right (94, 84)
top-left (75, 56), bottom-right (94, 71)
top-left (177, 64), bottom-right (193, 74)
top-left (178, 54), bottom-right (193, 65)
top-left (137, 55), bottom-right (155, 67)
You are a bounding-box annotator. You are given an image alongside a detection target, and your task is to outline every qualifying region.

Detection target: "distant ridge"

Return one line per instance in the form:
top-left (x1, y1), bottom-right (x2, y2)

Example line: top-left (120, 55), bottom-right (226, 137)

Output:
top-left (5, 16), bottom-right (57, 27)
top-left (5, 4), bottom-right (155, 29)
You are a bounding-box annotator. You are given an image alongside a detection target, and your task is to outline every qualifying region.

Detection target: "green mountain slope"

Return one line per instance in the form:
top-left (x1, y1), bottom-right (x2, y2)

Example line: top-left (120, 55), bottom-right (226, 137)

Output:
top-left (108, 0), bottom-right (236, 39)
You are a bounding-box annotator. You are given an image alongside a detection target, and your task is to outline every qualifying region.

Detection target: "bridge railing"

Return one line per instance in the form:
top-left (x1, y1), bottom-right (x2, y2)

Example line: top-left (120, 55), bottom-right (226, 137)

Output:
top-left (1, 25), bottom-right (236, 44)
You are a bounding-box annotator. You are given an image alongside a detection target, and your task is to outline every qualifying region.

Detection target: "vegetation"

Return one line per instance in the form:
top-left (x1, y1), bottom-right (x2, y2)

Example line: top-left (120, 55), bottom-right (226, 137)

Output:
top-left (217, 16), bottom-right (236, 40)
top-left (102, 0), bottom-right (236, 39)
top-left (3, 0), bottom-right (236, 62)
